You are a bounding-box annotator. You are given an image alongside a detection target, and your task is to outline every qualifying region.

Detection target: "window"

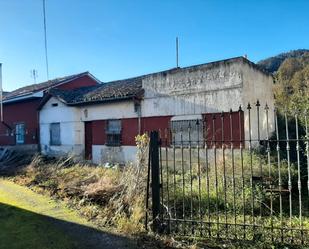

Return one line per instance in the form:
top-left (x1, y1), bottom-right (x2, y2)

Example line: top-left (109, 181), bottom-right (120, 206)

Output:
top-left (106, 120), bottom-right (121, 146)
top-left (50, 123), bottom-right (61, 145)
top-left (15, 123), bottom-right (25, 144)
top-left (171, 119), bottom-right (203, 147)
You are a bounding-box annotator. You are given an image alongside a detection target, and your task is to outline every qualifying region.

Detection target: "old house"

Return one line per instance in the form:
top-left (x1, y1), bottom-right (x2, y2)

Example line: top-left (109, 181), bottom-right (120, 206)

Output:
top-left (38, 57), bottom-right (275, 164)
top-left (0, 72), bottom-right (100, 152)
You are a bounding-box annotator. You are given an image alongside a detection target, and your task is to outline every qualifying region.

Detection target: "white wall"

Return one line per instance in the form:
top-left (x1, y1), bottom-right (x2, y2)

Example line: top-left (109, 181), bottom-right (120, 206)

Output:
top-left (40, 97), bottom-right (84, 157)
top-left (39, 97), bottom-right (139, 161)
top-left (241, 62), bottom-right (275, 143)
top-left (142, 61), bottom-right (244, 117)
top-left (80, 101), bottom-right (138, 121)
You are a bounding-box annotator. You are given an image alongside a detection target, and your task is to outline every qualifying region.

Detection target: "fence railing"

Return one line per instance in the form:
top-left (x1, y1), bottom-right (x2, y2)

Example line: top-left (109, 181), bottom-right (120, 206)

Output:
top-left (146, 101), bottom-right (309, 245)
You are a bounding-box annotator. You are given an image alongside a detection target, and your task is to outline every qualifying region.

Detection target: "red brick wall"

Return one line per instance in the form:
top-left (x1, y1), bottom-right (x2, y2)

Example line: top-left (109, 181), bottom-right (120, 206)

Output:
top-left (57, 75), bottom-right (98, 90)
top-left (0, 99), bottom-right (41, 145)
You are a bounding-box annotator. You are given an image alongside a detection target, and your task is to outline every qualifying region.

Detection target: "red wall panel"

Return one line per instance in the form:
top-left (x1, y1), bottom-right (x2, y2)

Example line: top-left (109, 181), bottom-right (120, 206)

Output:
top-left (57, 75), bottom-right (98, 90)
top-left (203, 111), bottom-right (244, 148)
top-left (0, 99), bottom-right (41, 145)
top-left (91, 120), bottom-right (106, 145)
top-left (89, 116), bottom-right (172, 147)
top-left (122, 118), bottom-right (139, 146)
top-left (141, 116), bottom-right (172, 146)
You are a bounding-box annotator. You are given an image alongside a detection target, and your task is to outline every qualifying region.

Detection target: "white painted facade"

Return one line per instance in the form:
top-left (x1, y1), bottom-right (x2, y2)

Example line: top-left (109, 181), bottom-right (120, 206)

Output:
top-left (40, 97), bottom-right (138, 162)
top-left (39, 58), bottom-right (275, 164)
top-left (40, 98), bottom-right (84, 157)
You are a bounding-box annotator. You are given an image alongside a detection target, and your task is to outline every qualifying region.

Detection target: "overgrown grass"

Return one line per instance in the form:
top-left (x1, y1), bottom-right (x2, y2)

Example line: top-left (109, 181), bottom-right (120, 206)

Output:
top-left (160, 148), bottom-right (309, 245)
top-left (12, 154), bottom-right (147, 235)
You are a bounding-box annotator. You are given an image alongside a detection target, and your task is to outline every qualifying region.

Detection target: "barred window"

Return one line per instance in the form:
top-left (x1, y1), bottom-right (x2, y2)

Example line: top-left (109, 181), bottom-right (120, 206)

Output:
top-left (106, 120), bottom-right (121, 146)
top-left (171, 119), bottom-right (203, 146)
top-left (15, 123), bottom-right (25, 144)
top-left (50, 123), bottom-right (61, 145)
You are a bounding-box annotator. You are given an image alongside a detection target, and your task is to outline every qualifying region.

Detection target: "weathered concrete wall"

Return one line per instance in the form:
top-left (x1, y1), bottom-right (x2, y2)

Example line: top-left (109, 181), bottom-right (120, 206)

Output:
top-left (241, 62), bottom-right (275, 144)
top-left (142, 60), bottom-right (244, 117)
top-left (92, 145), bottom-right (137, 165)
top-left (141, 58), bottom-right (275, 145)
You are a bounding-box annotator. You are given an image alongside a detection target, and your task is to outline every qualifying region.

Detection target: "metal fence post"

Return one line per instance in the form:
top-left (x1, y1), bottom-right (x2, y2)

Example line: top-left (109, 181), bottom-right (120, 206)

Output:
top-left (150, 131), bottom-right (161, 232)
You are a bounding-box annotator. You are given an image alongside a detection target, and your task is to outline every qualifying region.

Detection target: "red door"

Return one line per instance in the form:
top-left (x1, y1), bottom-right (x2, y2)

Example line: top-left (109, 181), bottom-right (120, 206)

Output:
top-left (85, 122), bottom-right (93, 160)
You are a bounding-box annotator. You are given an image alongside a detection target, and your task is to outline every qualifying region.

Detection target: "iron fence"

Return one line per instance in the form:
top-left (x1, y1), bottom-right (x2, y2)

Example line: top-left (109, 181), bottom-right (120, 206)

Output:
top-left (146, 101), bottom-right (309, 245)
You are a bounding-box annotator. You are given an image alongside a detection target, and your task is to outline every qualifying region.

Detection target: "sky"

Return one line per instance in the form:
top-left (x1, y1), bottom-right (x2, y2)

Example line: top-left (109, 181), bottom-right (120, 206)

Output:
top-left (0, 0), bottom-right (308, 91)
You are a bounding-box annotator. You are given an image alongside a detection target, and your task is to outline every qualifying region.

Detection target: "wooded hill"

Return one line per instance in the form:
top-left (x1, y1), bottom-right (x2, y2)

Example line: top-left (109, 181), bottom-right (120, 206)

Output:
top-left (257, 49), bottom-right (309, 115)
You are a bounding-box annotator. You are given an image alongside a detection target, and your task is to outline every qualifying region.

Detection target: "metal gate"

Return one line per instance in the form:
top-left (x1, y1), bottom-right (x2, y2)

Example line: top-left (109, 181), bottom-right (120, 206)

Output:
top-left (146, 102), bottom-right (309, 245)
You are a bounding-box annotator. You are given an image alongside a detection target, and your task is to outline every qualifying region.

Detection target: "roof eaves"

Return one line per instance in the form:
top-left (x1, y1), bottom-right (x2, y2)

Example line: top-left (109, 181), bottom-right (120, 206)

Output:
top-left (66, 95), bottom-right (136, 106)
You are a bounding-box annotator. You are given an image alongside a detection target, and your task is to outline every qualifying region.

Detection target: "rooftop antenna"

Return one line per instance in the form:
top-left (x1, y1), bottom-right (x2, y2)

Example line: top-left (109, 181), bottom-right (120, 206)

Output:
top-left (176, 37), bottom-right (179, 68)
top-left (30, 69), bottom-right (38, 84)
top-left (43, 0), bottom-right (49, 80)
top-left (0, 63), bottom-right (3, 122)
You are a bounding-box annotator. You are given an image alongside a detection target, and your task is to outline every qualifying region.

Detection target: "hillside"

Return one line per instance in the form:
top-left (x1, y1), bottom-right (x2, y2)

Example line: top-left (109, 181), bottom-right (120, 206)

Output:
top-left (260, 49), bottom-right (309, 114)
top-left (257, 49), bottom-right (309, 73)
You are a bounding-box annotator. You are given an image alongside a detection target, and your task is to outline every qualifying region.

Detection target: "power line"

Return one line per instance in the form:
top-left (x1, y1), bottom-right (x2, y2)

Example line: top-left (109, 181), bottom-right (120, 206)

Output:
top-left (43, 0), bottom-right (49, 80)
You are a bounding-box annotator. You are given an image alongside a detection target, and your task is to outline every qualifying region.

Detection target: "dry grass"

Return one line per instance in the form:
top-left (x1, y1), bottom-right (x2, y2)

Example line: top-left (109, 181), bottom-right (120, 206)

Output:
top-left (12, 152), bottom-right (148, 235)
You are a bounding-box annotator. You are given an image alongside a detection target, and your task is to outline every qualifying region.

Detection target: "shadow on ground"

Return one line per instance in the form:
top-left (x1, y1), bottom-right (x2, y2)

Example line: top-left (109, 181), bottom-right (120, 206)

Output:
top-left (0, 202), bottom-right (138, 249)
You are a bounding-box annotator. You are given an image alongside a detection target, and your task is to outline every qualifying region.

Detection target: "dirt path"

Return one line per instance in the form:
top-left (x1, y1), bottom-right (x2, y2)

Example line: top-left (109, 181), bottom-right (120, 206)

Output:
top-left (0, 179), bottom-right (138, 249)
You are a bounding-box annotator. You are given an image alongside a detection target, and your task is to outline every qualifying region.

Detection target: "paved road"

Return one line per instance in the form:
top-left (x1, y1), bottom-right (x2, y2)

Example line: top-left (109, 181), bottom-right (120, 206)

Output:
top-left (0, 179), bottom-right (138, 249)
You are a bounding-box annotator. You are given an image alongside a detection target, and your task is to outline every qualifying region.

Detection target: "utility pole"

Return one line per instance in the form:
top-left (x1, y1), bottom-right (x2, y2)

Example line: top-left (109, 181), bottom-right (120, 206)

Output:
top-left (43, 0), bottom-right (49, 80)
top-left (176, 37), bottom-right (179, 68)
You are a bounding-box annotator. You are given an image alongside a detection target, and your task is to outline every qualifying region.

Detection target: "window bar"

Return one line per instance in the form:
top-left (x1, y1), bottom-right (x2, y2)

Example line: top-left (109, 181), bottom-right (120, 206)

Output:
top-left (247, 103), bottom-right (255, 231)
top-left (284, 111), bottom-right (293, 241)
top-left (204, 118), bottom-right (211, 236)
top-left (229, 109), bottom-right (237, 238)
top-left (265, 104), bottom-right (274, 242)
top-left (188, 122), bottom-right (194, 234)
top-left (221, 112), bottom-right (228, 236)
top-left (212, 114), bottom-right (220, 238)
top-left (256, 100), bottom-right (263, 220)
top-left (165, 128), bottom-right (171, 233)
top-left (295, 112), bottom-right (303, 243)
top-left (239, 106), bottom-right (246, 239)
top-left (275, 109), bottom-right (283, 242)
top-left (196, 119), bottom-right (202, 236)
top-left (180, 128), bottom-right (186, 235)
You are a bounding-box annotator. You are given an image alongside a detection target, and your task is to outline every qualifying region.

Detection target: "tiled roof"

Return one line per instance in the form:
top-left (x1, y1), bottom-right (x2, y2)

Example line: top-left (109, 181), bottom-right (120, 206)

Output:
top-left (49, 76), bottom-right (144, 105)
top-left (4, 72), bottom-right (92, 100)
